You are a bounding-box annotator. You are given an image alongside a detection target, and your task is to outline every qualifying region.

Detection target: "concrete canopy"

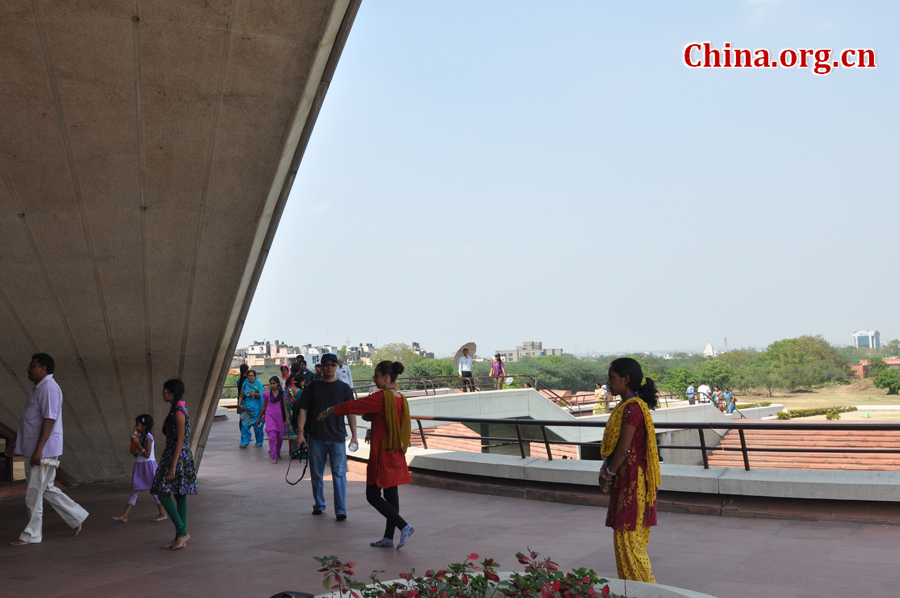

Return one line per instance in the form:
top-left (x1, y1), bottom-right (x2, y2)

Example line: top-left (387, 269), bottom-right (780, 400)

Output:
top-left (0, 0), bottom-right (360, 482)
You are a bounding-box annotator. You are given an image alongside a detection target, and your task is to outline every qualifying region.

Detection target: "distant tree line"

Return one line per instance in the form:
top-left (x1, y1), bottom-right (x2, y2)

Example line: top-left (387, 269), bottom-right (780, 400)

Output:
top-left (342, 335), bottom-right (900, 397)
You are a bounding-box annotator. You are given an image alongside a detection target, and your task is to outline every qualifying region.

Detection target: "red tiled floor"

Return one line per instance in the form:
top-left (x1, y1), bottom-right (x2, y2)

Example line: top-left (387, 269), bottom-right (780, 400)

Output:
top-left (1, 412), bottom-right (900, 598)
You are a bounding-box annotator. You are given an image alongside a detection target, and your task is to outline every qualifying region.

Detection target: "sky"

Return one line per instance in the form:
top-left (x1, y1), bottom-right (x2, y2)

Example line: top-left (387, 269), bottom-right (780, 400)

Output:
top-left (239, 0), bottom-right (899, 358)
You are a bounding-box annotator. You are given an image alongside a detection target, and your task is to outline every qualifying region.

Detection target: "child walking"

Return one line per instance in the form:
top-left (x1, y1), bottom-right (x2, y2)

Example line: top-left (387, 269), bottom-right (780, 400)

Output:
top-left (113, 414), bottom-right (167, 523)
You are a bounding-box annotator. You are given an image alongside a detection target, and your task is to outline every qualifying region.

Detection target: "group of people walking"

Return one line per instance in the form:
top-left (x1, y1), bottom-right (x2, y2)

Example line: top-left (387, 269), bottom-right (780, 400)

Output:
top-left (236, 353), bottom-right (415, 548)
top-left (6, 351), bottom-right (660, 585)
top-left (6, 353), bottom-right (197, 550)
top-left (685, 381), bottom-right (736, 413)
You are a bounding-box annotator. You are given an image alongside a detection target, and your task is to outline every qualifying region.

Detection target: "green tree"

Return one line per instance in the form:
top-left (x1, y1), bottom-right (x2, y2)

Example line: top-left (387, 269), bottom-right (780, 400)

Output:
top-left (839, 345), bottom-right (876, 364)
top-left (764, 335), bottom-right (846, 390)
top-left (503, 354), bottom-right (608, 393)
top-left (337, 345), bottom-right (349, 362)
top-left (369, 343), bottom-right (424, 366)
top-left (405, 358), bottom-right (457, 378)
top-left (693, 360), bottom-right (736, 388)
top-left (868, 356), bottom-right (888, 377)
top-left (741, 361), bottom-right (784, 397)
top-left (716, 349), bottom-right (759, 369)
top-left (874, 369), bottom-right (900, 395)
top-left (882, 339), bottom-right (900, 358)
top-left (350, 363), bottom-right (374, 383)
top-left (659, 368), bottom-right (695, 393)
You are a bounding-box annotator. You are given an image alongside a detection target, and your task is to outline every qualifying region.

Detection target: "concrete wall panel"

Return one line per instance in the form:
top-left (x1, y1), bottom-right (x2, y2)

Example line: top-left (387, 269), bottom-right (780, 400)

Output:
top-left (0, 0), bottom-right (360, 482)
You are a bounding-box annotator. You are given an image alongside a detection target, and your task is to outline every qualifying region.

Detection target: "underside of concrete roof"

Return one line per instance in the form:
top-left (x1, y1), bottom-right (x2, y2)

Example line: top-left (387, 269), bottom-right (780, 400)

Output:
top-left (0, 0), bottom-right (360, 482)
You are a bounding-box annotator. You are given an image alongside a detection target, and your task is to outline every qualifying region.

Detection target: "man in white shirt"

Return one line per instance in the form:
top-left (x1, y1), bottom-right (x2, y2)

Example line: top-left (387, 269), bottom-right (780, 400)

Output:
top-left (458, 348), bottom-right (475, 392)
top-left (335, 357), bottom-right (353, 389)
top-left (6, 353), bottom-right (89, 545)
top-left (697, 381), bottom-right (712, 404)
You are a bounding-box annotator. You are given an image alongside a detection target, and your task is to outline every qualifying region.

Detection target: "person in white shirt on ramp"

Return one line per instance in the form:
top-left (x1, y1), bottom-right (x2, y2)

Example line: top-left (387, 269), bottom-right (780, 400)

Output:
top-left (697, 381), bottom-right (712, 404)
top-left (458, 348), bottom-right (475, 392)
top-left (6, 353), bottom-right (89, 545)
top-left (336, 357), bottom-right (354, 389)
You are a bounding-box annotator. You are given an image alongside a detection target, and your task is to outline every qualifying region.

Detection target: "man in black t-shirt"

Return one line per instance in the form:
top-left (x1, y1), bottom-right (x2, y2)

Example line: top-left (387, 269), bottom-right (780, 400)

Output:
top-left (297, 353), bottom-right (357, 520)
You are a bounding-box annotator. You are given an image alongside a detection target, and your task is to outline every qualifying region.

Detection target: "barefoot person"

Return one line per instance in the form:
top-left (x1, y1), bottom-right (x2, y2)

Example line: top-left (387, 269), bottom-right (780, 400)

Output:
top-left (7, 353), bottom-right (89, 545)
top-left (150, 379), bottom-right (198, 550)
top-left (598, 357), bottom-right (660, 583)
top-left (113, 414), bottom-right (167, 523)
top-left (318, 360), bottom-right (415, 550)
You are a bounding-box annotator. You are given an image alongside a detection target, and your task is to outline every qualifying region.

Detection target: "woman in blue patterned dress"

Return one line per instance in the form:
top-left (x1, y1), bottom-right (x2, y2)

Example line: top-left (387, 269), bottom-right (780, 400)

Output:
top-left (150, 378), bottom-right (198, 551)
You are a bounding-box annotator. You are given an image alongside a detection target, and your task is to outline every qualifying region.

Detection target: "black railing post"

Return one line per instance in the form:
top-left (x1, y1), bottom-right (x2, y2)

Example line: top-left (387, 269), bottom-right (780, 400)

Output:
top-left (515, 425), bottom-right (526, 459)
top-left (738, 429), bottom-right (750, 471)
top-left (541, 426), bottom-right (553, 461)
top-left (417, 420), bottom-right (428, 450)
top-left (698, 428), bottom-right (709, 469)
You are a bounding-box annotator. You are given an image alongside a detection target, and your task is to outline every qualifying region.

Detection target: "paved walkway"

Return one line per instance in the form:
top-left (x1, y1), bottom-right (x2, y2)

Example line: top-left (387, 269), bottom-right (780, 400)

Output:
top-left (1, 413), bottom-right (900, 598)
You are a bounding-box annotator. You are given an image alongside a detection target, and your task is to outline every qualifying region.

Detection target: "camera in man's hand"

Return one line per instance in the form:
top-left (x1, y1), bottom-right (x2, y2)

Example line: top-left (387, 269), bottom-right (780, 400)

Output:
top-left (290, 441), bottom-right (309, 461)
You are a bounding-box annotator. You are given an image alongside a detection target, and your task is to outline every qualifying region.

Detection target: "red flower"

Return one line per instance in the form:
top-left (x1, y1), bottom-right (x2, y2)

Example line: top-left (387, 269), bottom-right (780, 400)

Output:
top-left (601, 585), bottom-right (610, 598)
top-left (469, 554), bottom-right (479, 560)
top-left (486, 572), bottom-right (500, 583)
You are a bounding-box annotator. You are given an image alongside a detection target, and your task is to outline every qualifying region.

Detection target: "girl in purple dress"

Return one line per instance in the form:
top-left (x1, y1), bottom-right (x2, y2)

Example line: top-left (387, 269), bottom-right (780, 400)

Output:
top-left (112, 414), bottom-right (167, 523)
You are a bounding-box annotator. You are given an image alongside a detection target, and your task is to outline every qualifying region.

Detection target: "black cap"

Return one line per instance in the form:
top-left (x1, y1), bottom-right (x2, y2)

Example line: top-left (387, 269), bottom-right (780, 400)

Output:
top-left (321, 353), bottom-right (338, 364)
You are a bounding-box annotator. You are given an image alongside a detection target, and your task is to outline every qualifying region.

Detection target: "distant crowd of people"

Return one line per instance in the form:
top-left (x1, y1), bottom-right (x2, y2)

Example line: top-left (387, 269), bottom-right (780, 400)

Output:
top-left (685, 381), bottom-right (736, 413)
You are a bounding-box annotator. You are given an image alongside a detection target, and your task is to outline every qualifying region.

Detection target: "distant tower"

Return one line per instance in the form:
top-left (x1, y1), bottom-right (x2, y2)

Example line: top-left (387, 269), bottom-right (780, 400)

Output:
top-left (724, 337), bottom-right (728, 352)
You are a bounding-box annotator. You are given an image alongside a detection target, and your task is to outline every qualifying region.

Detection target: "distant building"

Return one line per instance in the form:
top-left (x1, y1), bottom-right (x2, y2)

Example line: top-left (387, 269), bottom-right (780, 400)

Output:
top-left (346, 342), bottom-right (375, 363)
top-left (496, 341), bottom-right (563, 363)
top-left (853, 330), bottom-right (881, 350)
top-left (411, 342), bottom-right (434, 360)
top-left (850, 362), bottom-right (870, 379)
top-left (852, 358), bottom-right (900, 378)
top-left (242, 339), bottom-right (305, 368)
top-left (703, 342), bottom-right (718, 358)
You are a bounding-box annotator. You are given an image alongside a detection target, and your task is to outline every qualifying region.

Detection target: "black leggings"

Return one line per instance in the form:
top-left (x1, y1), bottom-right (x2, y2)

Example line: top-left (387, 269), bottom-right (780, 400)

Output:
top-left (366, 484), bottom-right (407, 540)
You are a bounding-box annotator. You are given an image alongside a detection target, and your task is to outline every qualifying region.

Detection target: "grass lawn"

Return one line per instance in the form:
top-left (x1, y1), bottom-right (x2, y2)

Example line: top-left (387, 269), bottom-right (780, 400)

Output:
top-left (743, 379), bottom-right (899, 411)
top-left (803, 410), bottom-right (900, 421)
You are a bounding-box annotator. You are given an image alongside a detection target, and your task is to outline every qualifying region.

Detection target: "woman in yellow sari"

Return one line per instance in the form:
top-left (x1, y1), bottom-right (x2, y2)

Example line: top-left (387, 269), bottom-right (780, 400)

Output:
top-left (598, 357), bottom-right (660, 583)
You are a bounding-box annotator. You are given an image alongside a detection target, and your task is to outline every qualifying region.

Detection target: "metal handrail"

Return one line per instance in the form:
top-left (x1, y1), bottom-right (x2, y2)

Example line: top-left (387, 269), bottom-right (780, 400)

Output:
top-left (409, 415), bottom-right (900, 471)
top-left (349, 374), bottom-right (566, 403)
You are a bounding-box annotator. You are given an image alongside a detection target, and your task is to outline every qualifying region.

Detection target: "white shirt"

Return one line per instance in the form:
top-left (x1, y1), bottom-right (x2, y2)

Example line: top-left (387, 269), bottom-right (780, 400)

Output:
top-left (697, 384), bottom-right (711, 402)
top-left (136, 434), bottom-right (157, 463)
top-left (336, 365), bottom-right (353, 388)
top-left (458, 355), bottom-right (473, 374)
top-left (16, 374), bottom-right (64, 458)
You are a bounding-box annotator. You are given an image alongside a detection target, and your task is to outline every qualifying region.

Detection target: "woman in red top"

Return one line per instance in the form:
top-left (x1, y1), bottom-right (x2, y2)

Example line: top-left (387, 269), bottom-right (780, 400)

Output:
top-left (598, 357), bottom-right (660, 583)
top-left (318, 360), bottom-right (415, 550)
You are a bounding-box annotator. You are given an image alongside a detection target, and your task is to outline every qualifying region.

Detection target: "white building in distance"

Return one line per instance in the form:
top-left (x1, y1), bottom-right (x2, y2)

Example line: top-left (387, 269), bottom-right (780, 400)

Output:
top-left (853, 330), bottom-right (881, 350)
